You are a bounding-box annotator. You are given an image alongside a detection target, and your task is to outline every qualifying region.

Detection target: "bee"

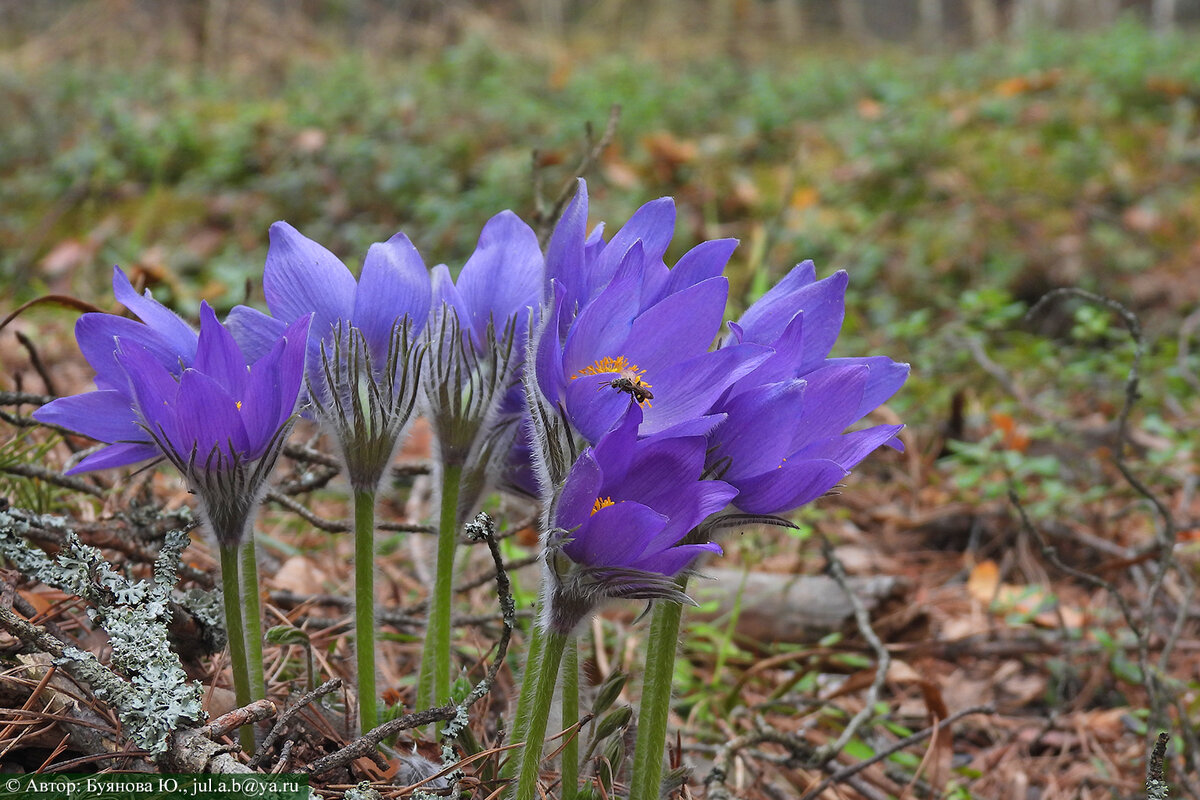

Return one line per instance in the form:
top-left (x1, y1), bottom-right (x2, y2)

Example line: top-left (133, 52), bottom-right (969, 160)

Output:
top-left (601, 371), bottom-right (654, 405)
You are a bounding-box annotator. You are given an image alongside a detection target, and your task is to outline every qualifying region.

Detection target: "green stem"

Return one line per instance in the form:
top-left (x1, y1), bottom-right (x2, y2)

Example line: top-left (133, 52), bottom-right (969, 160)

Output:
top-left (628, 599), bottom-right (685, 800)
top-left (354, 488), bottom-right (378, 736)
top-left (512, 629), bottom-right (568, 800)
top-left (561, 638), bottom-right (580, 800)
top-left (500, 621), bottom-right (545, 781)
top-left (239, 533), bottom-right (266, 703)
top-left (218, 544), bottom-right (255, 754)
top-left (417, 462), bottom-right (462, 710)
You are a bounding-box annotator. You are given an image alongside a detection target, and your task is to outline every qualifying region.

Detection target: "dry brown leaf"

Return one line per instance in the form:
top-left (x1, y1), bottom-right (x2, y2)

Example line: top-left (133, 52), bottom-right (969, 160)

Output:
top-left (272, 556), bottom-right (331, 595)
top-left (967, 560), bottom-right (1000, 604)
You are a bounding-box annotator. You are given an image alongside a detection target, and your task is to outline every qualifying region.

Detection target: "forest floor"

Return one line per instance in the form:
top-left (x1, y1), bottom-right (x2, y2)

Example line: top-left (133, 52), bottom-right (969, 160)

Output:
top-left (0, 7), bottom-right (1198, 799)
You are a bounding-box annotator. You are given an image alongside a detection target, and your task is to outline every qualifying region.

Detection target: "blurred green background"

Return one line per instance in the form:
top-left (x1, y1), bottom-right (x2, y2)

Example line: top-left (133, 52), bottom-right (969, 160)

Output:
top-left (2, 1), bottom-right (1199, 505)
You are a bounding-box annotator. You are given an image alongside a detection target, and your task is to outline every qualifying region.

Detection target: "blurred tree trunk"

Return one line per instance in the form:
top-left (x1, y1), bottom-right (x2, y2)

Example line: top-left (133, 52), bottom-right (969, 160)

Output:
top-left (917, 0), bottom-right (944, 47)
top-left (837, 0), bottom-right (869, 42)
top-left (775, 0), bottom-right (806, 44)
top-left (204, 0), bottom-right (231, 75)
top-left (967, 0), bottom-right (1000, 42)
top-left (1152, 0), bottom-right (1177, 31)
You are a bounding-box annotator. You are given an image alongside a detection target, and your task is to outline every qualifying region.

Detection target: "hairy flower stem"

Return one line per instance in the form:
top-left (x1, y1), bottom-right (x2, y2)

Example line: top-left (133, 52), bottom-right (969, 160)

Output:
top-left (561, 638), bottom-right (580, 800)
top-left (512, 629), bottom-right (568, 800)
top-left (416, 462), bottom-right (462, 712)
top-left (239, 533), bottom-right (267, 703)
top-left (354, 488), bottom-right (378, 735)
top-left (499, 622), bottom-right (545, 781)
top-left (628, 597), bottom-right (685, 800)
top-left (218, 544), bottom-right (255, 753)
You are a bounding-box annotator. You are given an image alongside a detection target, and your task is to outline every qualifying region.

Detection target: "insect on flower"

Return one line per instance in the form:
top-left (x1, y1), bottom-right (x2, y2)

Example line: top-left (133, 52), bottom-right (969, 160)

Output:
top-left (601, 370), bottom-right (654, 406)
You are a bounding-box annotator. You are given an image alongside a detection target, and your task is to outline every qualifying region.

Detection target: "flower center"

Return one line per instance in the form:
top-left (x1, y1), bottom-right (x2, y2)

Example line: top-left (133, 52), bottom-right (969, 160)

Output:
top-left (591, 496), bottom-right (614, 515)
top-left (572, 355), bottom-right (640, 378)
top-left (572, 356), bottom-right (654, 408)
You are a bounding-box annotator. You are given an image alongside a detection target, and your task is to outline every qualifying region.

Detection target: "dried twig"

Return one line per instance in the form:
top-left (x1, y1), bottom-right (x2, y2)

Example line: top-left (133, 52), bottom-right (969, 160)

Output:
top-left (265, 490), bottom-right (433, 535)
top-left (811, 534), bottom-right (890, 766)
top-left (15, 331), bottom-right (60, 398)
top-left (1147, 732), bottom-right (1170, 800)
top-left (531, 104), bottom-right (622, 245)
top-left (1026, 288), bottom-right (1185, 759)
top-left (0, 462), bottom-right (106, 498)
top-left (248, 678), bottom-right (342, 770)
top-left (302, 512), bottom-right (514, 778)
top-left (796, 705), bottom-right (995, 800)
top-left (200, 700), bottom-right (278, 740)
top-left (0, 391), bottom-right (56, 407)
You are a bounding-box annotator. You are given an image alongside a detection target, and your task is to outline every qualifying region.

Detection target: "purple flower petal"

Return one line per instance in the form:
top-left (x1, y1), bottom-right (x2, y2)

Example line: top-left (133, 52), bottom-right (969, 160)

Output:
top-left (825, 357), bottom-right (910, 421)
top-left (638, 343), bottom-right (772, 436)
top-left (609, 436), bottom-right (708, 510)
top-left (730, 311), bottom-right (806, 392)
top-left (239, 314), bottom-right (310, 454)
top-left (785, 363), bottom-right (869, 450)
top-left (76, 313), bottom-right (187, 388)
top-left (624, 276), bottom-right (729, 374)
top-left (430, 264), bottom-right (472, 341)
top-left (65, 442), bottom-right (161, 475)
top-left (32, 390), bottom-right (141, 445)
top-left (712, 379), bottom-right (806, 480)
top-left (195, 303), bottom-right (249, 400)
top-left (111, 267), bottom-right (197, 363)
top-left (591, 197), bottom-right (676, 290)
top-left (174, 369), bottom-right (248, 462)
top-left (556, 449), bottom-right (604, 533)
top-left (561, 247), bottom-right (643, 375)
top-left (353, 232), bottom-right (431, 360)
top-left (639, 478), bottom-right (737, 554)
top-left (647, 412), bottom-right (728, 440)
top-left (629, 541), bottom-right (722, 577)
top-left (546, 179), bottom-right (588, 303)
top-left (660, 238), bottom-right (739, 301)
top-left (114, 339), bottom-right (184, 447)
top-left (455, 211), bottom-right (542, 344)
top-left (791, 424), bottom-right (905, 470)
top-left (589, 402), bottom-right (642, 486)
top-left (224, 305), bottom-right (287, 363)
top-left (263, 221), bottom-right (356, 337)
top-left (731, 459), bottom-right (848, 515)
top-left (563, 501), bottom-right (665, 568)
top-left (563, 373), bottom-right (646, 444)
top-left (534, 283), bottom-right (568, 405)
top-left (736, 268), bottom-right (848, 367)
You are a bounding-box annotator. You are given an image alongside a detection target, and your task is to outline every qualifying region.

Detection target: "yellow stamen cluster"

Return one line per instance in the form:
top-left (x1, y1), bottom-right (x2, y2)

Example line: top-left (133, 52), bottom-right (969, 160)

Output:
top-left (591, 496), bottom-right (615, 515)
top-left (572, 356), bottom-right (643, 380)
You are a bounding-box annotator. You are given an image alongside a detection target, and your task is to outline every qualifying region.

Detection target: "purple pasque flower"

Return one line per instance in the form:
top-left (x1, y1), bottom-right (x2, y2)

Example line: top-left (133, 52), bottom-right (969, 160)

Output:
top-left (118, 303), bottom-right (310, 546)
top-left (534, 259), bottom-right (770, 446)
top-left (226, 222), bottom-right (431, 491)
top-left (227, 221), bottom-right (431, 370)
top-left (33, 267), bottom-right (199, 474)
top-left (423, 210), bottom-right (543, 518)
top-left (708, 261), bottom-right (909, 515)
top-left (535, 180), bottom-right (772, 445)
top-left (541, 405), bottom-right (736, 635)
top-left (545, 180), bottom-right (741, 317)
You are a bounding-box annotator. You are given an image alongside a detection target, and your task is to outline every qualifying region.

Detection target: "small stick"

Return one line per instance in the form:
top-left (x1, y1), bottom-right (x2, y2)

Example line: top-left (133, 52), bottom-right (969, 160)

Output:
top-left (302, 512), bottom-right (515, 778)
top-left (199, 699), bottom-right (278, 740)
top-left (247, 678), bottom-right (342, 770)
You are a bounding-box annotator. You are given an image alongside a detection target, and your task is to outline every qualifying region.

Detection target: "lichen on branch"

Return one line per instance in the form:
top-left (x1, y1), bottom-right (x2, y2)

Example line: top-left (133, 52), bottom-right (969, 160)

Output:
top-left (0, 509), bottom-right (204, 754)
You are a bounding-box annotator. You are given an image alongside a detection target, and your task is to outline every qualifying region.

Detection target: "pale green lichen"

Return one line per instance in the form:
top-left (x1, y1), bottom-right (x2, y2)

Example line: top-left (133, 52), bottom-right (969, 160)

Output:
top-left (0, 510), bottom-right (204, 754)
